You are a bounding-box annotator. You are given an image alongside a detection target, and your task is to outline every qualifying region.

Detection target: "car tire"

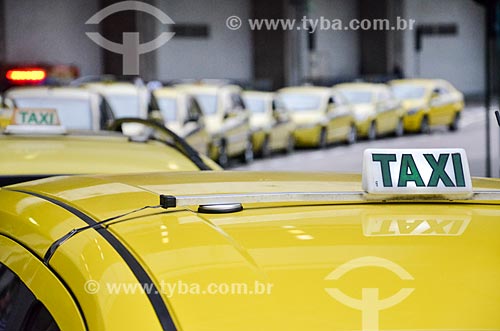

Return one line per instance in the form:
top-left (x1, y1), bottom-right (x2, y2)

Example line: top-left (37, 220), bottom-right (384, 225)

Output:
top-left (261, 136), bottom-right (271, 158)
top-left (420, 116), bottom-right (430, 134)
top-left (318, 128), bottom-right (327, 149)
top-left (286, 134), bottom-right (295, 154)
top-left (449, 112), bottom-right (460, 131)
top-left (242, 140), bottom-right (254, 164)
top-left (346, 125), bottom-right (357, 145)
top-left (368, 121), bottom-right (377, 141)
top-left (217, 142), bottom-right (229, 168)
top-left (395, 118), bottom-right (404, 137)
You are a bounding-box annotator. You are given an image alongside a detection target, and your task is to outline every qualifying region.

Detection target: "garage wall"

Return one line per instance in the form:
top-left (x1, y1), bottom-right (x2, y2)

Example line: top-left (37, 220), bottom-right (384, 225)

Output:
top-left (4, 0), bottom-right (103, 76)
top-left (402, 0), bottom-right (484, 95)
top-left (155, 0), bottom-right (252, 82)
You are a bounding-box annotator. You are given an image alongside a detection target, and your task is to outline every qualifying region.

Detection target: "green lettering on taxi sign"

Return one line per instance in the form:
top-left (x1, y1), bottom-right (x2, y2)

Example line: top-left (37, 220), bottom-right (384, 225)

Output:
top-left (398, 154), bottom-right (425, 187)
top-left (452, 153), bottom-right (466, 187)
top-left (424, 154), bottom-right (455, 187)
top-left (372, 154), bottom-right (397, 187)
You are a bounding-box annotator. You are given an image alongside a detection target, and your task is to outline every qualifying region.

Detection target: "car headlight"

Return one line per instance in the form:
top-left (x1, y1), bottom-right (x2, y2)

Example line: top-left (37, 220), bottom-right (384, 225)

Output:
top-left (407, 107), bottom-right (420, 115)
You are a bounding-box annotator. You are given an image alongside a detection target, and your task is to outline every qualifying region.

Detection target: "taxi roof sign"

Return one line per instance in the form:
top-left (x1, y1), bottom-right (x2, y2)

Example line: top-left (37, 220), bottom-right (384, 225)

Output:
top-left (362, 149), bottom-right (472, 199)
top-left (4, 108), bottom-right (66, 135)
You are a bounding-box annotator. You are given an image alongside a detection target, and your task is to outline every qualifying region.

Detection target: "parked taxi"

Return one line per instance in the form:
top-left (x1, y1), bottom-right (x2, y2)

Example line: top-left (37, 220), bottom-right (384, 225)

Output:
top-left (176, 83), bottom-right (252, 167)
top-left (242, 91), bottom-right (295, 156)
top-left (390, 79), bottom-right (464, 133)
top-left (151, 87), bottom-right (209, 155)
top-left (0, 148), bottom-right (498, 330)
top-left (277, 86), bottom-right (356, 148)
top-left (333, 82), bottom-right (405, 139)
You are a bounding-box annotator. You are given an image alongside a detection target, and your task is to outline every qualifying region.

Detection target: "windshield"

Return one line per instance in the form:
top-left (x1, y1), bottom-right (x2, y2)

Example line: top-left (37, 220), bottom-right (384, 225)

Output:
top-left (338, 89), bottom-right (374, 104)
top-left (14, 98), bottom-right (93, 130)
top-left (391, 84), bottom-right (428, 100)
top-left (243, 96), bottom-right (267, 113)
top-left (193, 93), bottom-right (218, 115)
top-left (105, 95), bottom-right (141, 118)
top-left (279, 93), bottom-right (323, 112)
top-left (157, 97), bottom-right (178, 122)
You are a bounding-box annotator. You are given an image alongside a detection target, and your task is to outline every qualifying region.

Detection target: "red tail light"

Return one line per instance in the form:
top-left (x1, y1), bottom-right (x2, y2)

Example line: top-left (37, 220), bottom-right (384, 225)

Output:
top-left (6, 68), bottom-right (47, 83)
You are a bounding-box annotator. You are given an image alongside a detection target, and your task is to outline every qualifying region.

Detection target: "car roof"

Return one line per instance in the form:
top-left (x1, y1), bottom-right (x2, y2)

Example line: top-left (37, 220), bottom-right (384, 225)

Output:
top-left (278, 86), bottom-right (332, 95)
top-left (152, 87), bottom-right (187, 98)
top-left (334, 82), bottom-right (388, 91)
top-left (5, 86), bottom-right (97, 99)
top-left (242, 90), bottom-right (274, 99)
top-left (175, 83), bottom-right (242, 94)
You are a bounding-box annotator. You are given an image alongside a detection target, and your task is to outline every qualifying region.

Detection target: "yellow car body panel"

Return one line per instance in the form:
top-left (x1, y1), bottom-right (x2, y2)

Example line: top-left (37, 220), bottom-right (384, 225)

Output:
top-left (176, 84), bottom-right (251, 161)
top-left (2, 171), bottom-right (498, 330)
top-left (278, 87), bottom-right (355, 147)
top-left (334, 83), bottom-right (405, 138)
top-left (242, 91), bottom-right (295, 154)
top-left (390, 79), bottom-right (465, 132)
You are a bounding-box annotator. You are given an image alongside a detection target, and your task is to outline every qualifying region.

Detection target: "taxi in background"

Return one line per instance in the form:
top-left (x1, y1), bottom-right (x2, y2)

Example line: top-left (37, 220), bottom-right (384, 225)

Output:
top-left (242, 91), bottom-right (295, 157)
top-left (390, 79), bottom-right (464, 133)
top-left (151, 87), bottom-right (209, 155)
top-left (83, 81), bottom-right (150, 119)
top-left (176, 83), bottom-right (253, 167)
top-left (333, 82), bottom-right (405, 139)
top-left (277, 86), bottom-right (356, 148)
top-left (0, 108), bottom-right (220, 186)
top-left (0, 148), bottom-right (498, 330)
top-left (3, 86), bottom-right (115, 131)
top-left (0, 96), bottom-right (10, 128)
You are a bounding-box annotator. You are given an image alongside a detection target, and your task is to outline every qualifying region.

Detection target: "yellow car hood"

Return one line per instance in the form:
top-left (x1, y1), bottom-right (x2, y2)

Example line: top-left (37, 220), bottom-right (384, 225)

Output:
top-left (9, 172), bottom-right (500, 331)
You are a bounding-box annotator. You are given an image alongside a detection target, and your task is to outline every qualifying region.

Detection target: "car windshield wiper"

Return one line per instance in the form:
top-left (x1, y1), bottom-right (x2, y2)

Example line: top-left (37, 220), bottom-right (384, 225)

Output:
top-left (108, 117), bottom-right (212, 170)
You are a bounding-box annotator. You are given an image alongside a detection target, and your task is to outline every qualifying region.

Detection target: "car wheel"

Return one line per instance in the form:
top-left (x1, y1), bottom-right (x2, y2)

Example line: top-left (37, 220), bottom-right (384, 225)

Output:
top-left (286, 134), bottom-right (295, 154)
top-left (261, 136), bottom-right (271, 158)
top-left (420, 116), bottom-right (430, 134)
top-left (368, 121), bottom-right (377, 140)
top-left (318, 128), bottom-right (327, 148)
top-left (242, 140), bottom-right (254, 164)
top-left (347, 125), bottom-right (357, 145)
top-left (395, 118), bottom-right (404, 137)
top-left (449, 112), bottom-right (460, 131)
top-left (217, 142), bottom-right (229, 168)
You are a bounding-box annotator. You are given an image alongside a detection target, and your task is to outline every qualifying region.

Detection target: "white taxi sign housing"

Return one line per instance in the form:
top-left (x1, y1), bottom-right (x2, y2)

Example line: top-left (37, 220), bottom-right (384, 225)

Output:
top-left (4, 108), bottom-right (67, 135)
top-left (362, 149), bottom-right (472, 199)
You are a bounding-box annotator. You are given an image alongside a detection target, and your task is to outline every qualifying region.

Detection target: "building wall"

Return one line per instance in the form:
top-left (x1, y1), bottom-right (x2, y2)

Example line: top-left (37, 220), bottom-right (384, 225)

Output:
top-left (402, 0), bottom-right (485, 95)
top-left (4, 0), bottom-right (102, 76)
top-left (155, 0), bottom-right (252, 82)
top-left (306, 0), bottom-right (360, 80)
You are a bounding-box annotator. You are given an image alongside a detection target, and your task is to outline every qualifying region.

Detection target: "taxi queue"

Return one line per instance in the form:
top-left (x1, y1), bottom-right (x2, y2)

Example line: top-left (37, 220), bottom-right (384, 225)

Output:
top-left (0, 77), bottom-right (464, 168)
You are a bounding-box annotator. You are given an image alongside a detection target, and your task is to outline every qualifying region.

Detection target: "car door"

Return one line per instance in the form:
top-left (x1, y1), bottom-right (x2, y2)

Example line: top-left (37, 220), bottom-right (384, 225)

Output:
top-left (222, 92), bottom-right (250, 156)
top-left (183, 96), bottom-right (209, 155)
top-left (269, 99), bottom-right (291, 150)
top-left (326, 93), bottom-right (352, 142)
top-left (375, 88), bottom-right (400, 134)
top-left (428, 85), bottom-right (453, 125)
top-left (0, 236), bottom-right (85, 331)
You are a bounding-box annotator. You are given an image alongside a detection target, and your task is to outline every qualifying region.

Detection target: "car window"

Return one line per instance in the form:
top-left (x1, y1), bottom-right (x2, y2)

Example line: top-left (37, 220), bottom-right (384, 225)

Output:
top-left (186, 97), bottom-right (202, 122)
top-left (339, 89), bottom-right (373, 104)
top-left (193, 93), bottom-right (218, 115)
top-left (391, 84), bottom-right (427, 99)
top-left (0, 263), bottom-right (59, 331)
top-left (13, 97), bottom-right (93, 130)
top-left (243, 96), bottom-right (267, 113)
top-left (105, 94), bottom-right (141, 118)
top-left (230, 93), bottom-right (245, 110)
top-left (279, 93), bottom-right (323, 111)
top-left (157, 97), bottom-right (178, 122)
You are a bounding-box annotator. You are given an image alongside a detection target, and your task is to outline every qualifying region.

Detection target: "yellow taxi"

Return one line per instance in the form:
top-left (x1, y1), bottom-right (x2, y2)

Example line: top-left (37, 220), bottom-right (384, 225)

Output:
top-left (0, 96), bottom-right (10, 128)
top-left (390, 79), bottom-right (464, 133)
top-left (0, 108), bottom-right (220, 186)
top-left (176, 83), bottom-right (253, 167)
top-left (3, 86), bottom-right (115, 131)
top-left (151, 87), bottom-right (209, 155)
top-left (242, 91), bottom-right (295, 156)
top-left (333, 83), bottom-right (406, 139)
top-left (0, 148), bottom-right (498, 330)
top-left (277, 86), bottom-right (357, 148)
